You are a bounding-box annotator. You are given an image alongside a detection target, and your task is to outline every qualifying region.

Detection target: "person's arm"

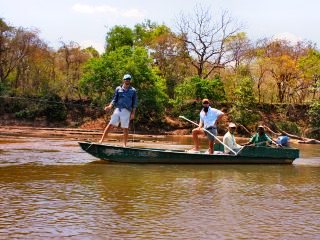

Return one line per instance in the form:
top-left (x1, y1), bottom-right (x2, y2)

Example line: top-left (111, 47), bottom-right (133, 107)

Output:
top-left (130, 108), bottom-right (136, 120)
top-left (265, 134), bottom-right (273, 145)
top-left (265, 134), bottom-right (282, 147)
top-left (255, 134), bottom-right (272, 146)
top-left (198, 119), bottom-right (204, 130)
top-left (216, 112), bottom-right (224, 124)
top-left (105, 87), bottom-right (119, 110)
top-left (197, 113), bottom-right (204, 130)
top-left (244, 135), bottom-right (255, 145)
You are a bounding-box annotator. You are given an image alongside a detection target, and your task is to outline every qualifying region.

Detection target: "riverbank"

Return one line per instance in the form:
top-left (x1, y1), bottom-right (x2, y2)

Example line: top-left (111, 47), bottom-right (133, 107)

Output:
top-left (0, 125), bottom-right (299, 145)
top-left (0, 125), bottom-right (191, 142)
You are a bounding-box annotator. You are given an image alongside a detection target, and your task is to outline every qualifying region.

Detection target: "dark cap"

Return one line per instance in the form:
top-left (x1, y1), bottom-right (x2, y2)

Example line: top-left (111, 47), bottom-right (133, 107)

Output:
top-left (202, 98), bottom-right (210, 104)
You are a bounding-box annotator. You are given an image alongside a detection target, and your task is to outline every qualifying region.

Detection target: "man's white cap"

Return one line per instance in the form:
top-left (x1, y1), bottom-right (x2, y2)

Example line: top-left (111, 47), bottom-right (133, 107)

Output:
top-left (228, 122), bottom-right (236, 128)
top-left (123, 74), bottom-right (132, 80)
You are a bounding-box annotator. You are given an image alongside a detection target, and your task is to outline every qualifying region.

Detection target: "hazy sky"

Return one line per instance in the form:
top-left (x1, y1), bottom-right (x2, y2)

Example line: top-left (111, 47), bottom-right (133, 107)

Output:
top-left (1, 0), bottom-right (319, 53)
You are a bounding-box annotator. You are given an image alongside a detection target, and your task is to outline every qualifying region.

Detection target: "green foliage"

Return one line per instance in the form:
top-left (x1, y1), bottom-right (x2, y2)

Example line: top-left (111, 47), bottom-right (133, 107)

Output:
top-left (80, 46), bottom-right (168, 123)
top-left (276, 121), bottom-right (301, 135)
top-left (15, 106), bottom-right (41, 120)
top-left (170, 76), bottom-right (225, 118)
top-left (42, 93), bottom-right (67, 122)
top-left (0, 82), bottom-right (6, 95)
top-left (174, 76), bottom-right (226, 104)
top-left (105, 26), bottom-right (134, 53)
top-left (133, 20), bottom-right (170, 47)
top-left (83, 46), bottom-right (100, 58)
top-left (229, 108), bottom-right (260, 127)
top-left (233, 76), bottom-right (256, 108)
top-left (170, 100), bottom-right (202, 121)
top-left (308, 100), bottom-right (320, 128)
top-left (306, 101), bottom-right (320, 138)
top-left (14, 93), bottom-right (67, 122)
top-left (229, 77), bottom-right (260, 126)
top-left (298, 49), bottom-right (320, 81)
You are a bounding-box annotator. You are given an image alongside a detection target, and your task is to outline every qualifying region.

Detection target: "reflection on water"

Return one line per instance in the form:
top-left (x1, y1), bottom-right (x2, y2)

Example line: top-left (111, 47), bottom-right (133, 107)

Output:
top-left (0, 135), bottom-right (320, 239)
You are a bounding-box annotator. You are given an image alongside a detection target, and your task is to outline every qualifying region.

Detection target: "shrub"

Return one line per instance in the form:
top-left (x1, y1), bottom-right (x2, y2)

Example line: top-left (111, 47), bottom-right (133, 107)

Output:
top-left (308, 100), bottom-right (320, 128)
top-left (41, 93), bottom-right (67, 122)
top-left (14, 93), bottom-right (67, 122)
top-left (276, 121), bottom-right (301, 135)
top-left (229, 77), bottom-right (260, 126)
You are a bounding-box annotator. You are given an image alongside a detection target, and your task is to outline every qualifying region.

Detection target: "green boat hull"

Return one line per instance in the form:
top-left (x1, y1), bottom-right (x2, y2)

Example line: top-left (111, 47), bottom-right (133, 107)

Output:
top-left (79, 142), bottom-right (299, 164)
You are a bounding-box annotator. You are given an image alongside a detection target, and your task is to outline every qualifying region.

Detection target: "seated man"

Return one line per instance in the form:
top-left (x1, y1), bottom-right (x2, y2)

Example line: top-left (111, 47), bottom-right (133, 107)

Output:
top-left (223, 122), bottom-right (242, 154)
top-left (245, 125), bottom-right (278, 146)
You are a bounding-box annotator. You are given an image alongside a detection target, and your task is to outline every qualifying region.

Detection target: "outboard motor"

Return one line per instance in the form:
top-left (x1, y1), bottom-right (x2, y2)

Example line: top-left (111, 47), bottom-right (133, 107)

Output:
top-left (276, 136), bottom-right (289, 147)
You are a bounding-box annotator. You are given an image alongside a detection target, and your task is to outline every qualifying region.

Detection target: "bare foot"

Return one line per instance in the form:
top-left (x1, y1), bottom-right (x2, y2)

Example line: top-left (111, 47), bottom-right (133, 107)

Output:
top-left (186, 148), bottom-right (200, 153)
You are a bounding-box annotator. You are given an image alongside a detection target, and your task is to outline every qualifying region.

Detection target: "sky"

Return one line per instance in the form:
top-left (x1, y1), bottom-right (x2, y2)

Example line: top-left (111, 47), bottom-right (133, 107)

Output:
top-left (1, 0), bottom-right (320, 53)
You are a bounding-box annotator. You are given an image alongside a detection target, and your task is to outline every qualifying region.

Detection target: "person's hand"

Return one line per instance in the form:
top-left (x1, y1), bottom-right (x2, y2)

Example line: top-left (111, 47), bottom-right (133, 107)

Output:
top-left (104, 104), bottom-right (112, 111)
top-left (130, 112), bottom-right (135, 120)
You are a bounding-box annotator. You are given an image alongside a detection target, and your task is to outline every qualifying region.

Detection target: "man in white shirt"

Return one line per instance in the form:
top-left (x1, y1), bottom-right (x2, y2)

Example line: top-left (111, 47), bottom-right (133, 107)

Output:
top-left (223, 122), bottom-right (242, 154)
top-left (188, 98), bottom-right (224, 154)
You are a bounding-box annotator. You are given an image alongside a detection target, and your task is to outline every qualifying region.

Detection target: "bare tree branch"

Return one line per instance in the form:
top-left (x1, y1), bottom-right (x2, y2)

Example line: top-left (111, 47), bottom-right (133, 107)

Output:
top-left (175, 5), bottom-right (242, 78)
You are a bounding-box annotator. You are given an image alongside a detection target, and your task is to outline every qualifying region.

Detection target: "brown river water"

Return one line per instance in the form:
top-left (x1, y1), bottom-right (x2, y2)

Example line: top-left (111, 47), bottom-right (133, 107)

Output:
top-left (0, 134), bottom-right (320, 239)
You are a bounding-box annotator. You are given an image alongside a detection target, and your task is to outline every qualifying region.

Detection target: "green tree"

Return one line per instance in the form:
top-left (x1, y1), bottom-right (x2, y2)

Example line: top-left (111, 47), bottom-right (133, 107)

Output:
top-left (83, 46), bottom-right (100, 58)
top-left (105, 26), bottom-right (134, 53)
top-left (229, 76), bottom-right (259, 126)
top-left (308, 100), bottom-right (320, 129)
top-left (174, 76), bottom-right (225, 102)
top-left (80, 46), bottom-right (168, 123)
top-left (298, 49), bottom-right (320, 101)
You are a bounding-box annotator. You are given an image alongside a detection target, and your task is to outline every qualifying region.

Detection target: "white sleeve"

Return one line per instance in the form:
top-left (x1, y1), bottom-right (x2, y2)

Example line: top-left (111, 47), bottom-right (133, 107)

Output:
top-left (223, 134), bottom-right (232, 153)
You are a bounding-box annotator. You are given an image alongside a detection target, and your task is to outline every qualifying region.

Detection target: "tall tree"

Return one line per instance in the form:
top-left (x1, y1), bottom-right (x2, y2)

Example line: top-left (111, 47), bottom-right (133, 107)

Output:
top-left (176, 4), bottom-right (241, 78)
top-left (105, 26), bottom-right (134, 53)
top-left (256, 40), bottom-right (309, 103)
top-left (56, 41), bottom-right (92, 99)
top-left (0, 20), bottom-right (43, 88)
top-left (298, 49), bottom-right (320, 101)
top-left (80, 46), bottom-right (168, 122)
top-left (225, 32), bottom-right (252, 71)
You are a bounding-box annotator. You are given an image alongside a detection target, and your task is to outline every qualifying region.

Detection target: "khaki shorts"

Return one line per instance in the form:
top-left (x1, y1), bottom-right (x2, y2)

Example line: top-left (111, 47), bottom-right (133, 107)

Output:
top-left (109, 108), bottom-right (131, 128)
top-left (205, 127), bottom-right (217, 141)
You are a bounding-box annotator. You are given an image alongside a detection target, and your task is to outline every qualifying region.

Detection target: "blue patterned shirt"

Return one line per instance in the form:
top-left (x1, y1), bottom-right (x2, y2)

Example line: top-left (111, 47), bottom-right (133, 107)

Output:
top-left (111, 85), bottom-right (138, 112)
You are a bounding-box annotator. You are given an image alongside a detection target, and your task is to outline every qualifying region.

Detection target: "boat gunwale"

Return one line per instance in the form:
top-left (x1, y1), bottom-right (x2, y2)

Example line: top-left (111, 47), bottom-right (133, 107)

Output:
top-left (79, 141), bottom-right (299, 159)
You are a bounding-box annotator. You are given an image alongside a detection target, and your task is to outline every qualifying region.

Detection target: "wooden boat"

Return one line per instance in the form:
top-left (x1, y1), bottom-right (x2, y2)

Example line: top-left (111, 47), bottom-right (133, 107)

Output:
top-left (78, 142), bottom-right (299, 164)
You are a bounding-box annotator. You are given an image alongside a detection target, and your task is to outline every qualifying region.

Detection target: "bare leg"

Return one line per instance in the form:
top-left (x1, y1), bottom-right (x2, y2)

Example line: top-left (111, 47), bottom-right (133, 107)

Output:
top-left (123, 128), bottom-right (129, 147)
top-left (208, 140), bottom-right (214, 154)
top-left (191, 128), bottom-right (202, 151)
top-left (99, 123), bottom-right (112, 143)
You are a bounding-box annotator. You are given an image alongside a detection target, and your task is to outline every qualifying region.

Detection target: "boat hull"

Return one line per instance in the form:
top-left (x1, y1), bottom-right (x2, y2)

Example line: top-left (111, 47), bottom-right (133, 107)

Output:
top-left (79, 142), bottom-right (299, 164)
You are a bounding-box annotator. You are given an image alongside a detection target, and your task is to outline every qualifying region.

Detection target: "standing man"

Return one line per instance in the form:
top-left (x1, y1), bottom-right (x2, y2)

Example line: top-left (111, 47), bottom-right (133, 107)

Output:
top-left (223, 122), bottom-right (242, 154)
top-left (188, 98), bottom-right (224, 154)
top-left (99, 74), bottom-right (138, 147)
